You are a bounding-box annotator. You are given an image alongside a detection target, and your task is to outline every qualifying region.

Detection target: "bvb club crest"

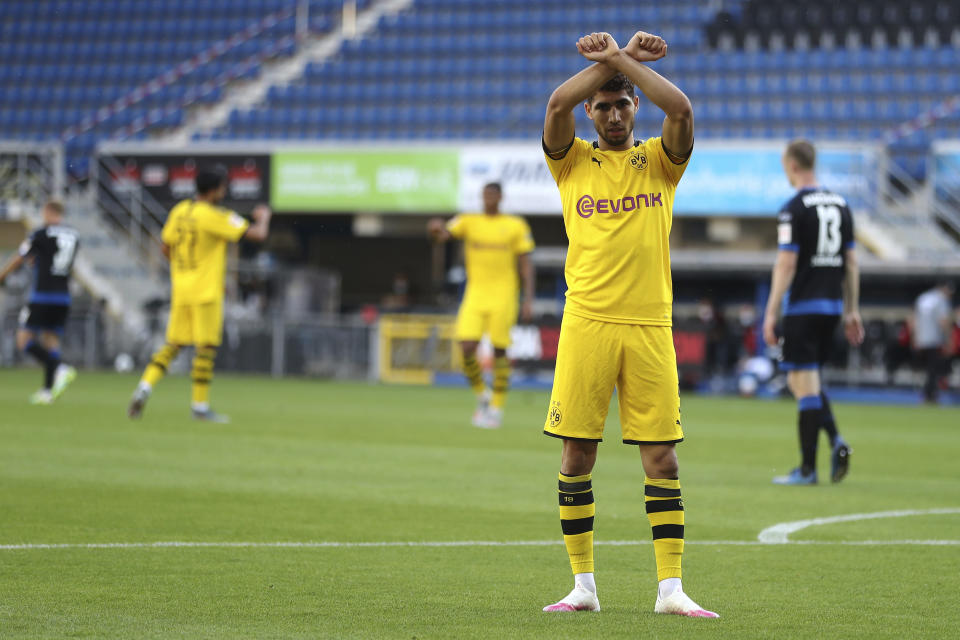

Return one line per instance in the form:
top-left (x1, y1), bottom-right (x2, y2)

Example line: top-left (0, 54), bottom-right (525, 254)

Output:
top-left (629, 152), bottom-right (647, 171)
top-left (549, 402), bottom-right (562, 427)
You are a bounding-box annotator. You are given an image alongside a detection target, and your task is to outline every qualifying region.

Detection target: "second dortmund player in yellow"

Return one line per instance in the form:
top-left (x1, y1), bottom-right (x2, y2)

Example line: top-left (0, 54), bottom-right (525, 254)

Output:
top-left (428, 183), bottom-right (535, 428)
top-left (128, 166), bottom-right (271, 422)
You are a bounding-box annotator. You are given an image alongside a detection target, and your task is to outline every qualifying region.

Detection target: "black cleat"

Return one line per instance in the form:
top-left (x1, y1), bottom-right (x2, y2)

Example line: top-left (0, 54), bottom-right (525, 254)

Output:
top-left (831, 438), bottom-right (851, 483)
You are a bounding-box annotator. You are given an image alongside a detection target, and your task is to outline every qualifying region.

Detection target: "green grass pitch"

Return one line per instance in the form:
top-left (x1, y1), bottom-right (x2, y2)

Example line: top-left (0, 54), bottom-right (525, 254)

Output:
top-left (0, 369), bottom-right (958, 639)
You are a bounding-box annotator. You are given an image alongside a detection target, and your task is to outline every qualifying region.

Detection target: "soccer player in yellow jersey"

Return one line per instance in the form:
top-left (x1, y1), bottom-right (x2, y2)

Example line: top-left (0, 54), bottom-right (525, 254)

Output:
top-left (127, 166), bottom-right (271, 422)
top-left (427, 182), bottom-right (535, 428)
top-left (540, 32), bottom-right (717, 618)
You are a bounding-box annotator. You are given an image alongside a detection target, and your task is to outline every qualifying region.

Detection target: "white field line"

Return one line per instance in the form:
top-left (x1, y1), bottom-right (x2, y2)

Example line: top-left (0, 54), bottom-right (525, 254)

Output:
top-left (3, 507), bottom-right (958, 551)
top-left (757, 507), bottom-right (960, 544)
top-left (1, 538), bottom-right (959, 552)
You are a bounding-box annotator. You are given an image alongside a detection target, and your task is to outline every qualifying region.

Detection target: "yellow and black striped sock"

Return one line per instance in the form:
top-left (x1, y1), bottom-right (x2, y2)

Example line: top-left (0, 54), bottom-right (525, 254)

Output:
top-left (645, 476), bottom-right (684, 581)
top-left (191, 346), bottom-right (216, 406)
top-left (141, 343), bottom-right (180, 388)
top-left (462, 352), bottom-right (486, 395)
top-left (559, 472), bottom-right (595, 575)
top-left (490, 355), bottom-right (510, 409)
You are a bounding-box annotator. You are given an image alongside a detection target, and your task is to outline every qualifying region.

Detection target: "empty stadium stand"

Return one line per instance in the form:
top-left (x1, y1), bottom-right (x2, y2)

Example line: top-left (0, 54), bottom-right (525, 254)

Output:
top-left (200, 0), bottom-right (960, 181)
top-left (0, 0), bottom-right (353, 178)
top-left (0, 0), bottom-right (957, 182)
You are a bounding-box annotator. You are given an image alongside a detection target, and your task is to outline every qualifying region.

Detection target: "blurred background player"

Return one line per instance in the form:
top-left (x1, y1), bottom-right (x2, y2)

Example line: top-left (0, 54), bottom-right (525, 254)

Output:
top-left (913, 281), bottom-right (956, 403)
top-left (763, 140), bottom-right (865, 486)
top-left (427, 183), bottom-right (535, 429)
top-left (540, 31), bottom-right (716, 619)
top-left (127, 166), bottom-right (272, 422)
top-left (0, 200), bottom-right (79, 405)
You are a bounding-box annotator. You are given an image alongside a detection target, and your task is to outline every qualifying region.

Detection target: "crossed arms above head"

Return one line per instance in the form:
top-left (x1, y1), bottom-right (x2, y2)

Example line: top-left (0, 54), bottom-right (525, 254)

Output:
top-left (544, 31), bottom-right (693, 159)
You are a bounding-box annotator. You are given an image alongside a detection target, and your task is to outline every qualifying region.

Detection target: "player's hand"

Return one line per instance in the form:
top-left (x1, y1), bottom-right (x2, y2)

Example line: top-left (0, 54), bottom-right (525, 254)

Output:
top-left (623, 31), bottom-right (667, 62)
top-left (576, 32), bottom-right (620, 63)
top-left (521, 298), bottom-right (533, 323)
top-left (426, 218), bottom-right (446, 240)
top-left (843, 311), bottom-right (865, 346)
top-left (762, 314), bottom-right (779, 347)
top-left (252, 204), bottom-right (272, 222)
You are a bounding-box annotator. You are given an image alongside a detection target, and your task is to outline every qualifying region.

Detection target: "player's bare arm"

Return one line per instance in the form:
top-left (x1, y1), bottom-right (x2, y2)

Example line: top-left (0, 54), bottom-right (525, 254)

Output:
top-left (426, 218), bottom-right (451, 243)
top-left (244, 204), bottom-right (272, 243)
top-left (543, 34), bottom-right (621, 153)
top-left (841, 247), bottom-right (864, 345)
top-left (763, 249), bottom-right (798, 346)
top-left (518, 252), bottom-right (534, 322)
top-left (0, 253), bottom-right (25, 285)
top-left (581, 31), bottom-right (693, 157)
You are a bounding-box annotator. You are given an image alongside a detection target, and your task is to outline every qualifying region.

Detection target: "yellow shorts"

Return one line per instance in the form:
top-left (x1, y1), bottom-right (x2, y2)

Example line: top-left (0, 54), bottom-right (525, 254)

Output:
top-left (165, 300), bottom-right (224, 347)
top-left (455, 302), bottom-right (517, 348)
top-left (544, 312), bottom-right (683, 445)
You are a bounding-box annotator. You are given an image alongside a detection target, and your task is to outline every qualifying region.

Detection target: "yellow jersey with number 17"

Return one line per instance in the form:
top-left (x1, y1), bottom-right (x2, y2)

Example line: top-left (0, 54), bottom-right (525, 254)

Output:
top-left (544, 136), bottom-right (689, 326)
top-left (446, 213), bottom-right (535, 311)
top-left (161, 199), bottom-right (250, 305)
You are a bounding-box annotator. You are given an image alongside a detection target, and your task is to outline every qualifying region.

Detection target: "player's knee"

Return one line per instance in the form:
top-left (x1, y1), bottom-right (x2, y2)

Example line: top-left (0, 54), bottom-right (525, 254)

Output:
top-left (460, 341), bottom-right (479, 357)
top-left (641, 445), bottom-right (679, 478)
top-left (561, 439), bottom-right (598, 475)
top-left (493, 347), bottom-right (507, 358)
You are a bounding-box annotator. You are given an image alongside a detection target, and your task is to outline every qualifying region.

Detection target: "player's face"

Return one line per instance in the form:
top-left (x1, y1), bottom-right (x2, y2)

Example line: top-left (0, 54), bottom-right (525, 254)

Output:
top-left (42, 206), bottom-right (61, 225)
top-left (482, 186), bottom-right (501, 211)
top-left (586, 91), bottom-right (638, 148)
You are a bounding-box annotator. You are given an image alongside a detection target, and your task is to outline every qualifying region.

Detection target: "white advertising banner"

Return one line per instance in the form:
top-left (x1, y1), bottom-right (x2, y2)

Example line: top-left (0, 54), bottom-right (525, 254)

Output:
top-left (457, 140), bottom-right (879, 216)
top-left (458, 144), bottom-right (562, 215)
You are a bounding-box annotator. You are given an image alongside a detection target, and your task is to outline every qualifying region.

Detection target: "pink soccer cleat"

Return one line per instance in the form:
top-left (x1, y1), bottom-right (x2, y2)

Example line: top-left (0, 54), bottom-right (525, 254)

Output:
top-left (654, 590), bottom-right (719, 618)
top-left (542, 585), bottom-right (600, 612)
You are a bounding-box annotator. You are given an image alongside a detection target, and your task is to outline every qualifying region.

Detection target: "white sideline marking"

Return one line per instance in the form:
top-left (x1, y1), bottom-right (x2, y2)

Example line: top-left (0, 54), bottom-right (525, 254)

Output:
top-left (1, 537), bottom-right (959, 551)
top-left (757, 508), bottom-right (960, 544)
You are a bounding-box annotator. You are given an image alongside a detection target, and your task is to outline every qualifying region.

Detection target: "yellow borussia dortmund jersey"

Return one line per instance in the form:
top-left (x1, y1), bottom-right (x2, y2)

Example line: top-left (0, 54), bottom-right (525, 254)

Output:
top-left (545, 136), bottom-right (689, 326)
top-left (161, 199), bottom-right (250, 305)
top-left (447, 213), bottom-right (535, 310)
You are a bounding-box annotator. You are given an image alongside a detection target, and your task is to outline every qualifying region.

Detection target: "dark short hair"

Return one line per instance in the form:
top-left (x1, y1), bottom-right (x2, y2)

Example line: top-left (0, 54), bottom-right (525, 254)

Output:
top-left (483, 182), bottom-right (502, 194)
top-left (44, 200), bottom-right (65, 215)
top-left (590, 73), bottom-right (636, 103)
top-left (785, 139), bottom-right (816, 170)
top-left (196, 165), bottom-right (228, 195)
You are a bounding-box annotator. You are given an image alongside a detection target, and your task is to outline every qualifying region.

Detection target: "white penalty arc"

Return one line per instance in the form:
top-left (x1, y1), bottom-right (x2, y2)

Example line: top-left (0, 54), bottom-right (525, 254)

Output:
top-left (757, 507), bottom-right (960, 544)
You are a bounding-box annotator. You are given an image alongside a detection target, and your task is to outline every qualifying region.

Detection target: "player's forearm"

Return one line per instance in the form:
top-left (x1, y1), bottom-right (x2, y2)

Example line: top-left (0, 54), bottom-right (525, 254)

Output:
top-left (245, 219), bottom-right (270, 243)
top-left (842, 252), bottom-right (860, 314)
top-left (606, 51), bottom-right (692, 120)
top-left (0, 255), bottom-right (24, 283)
top-left (547, 63), bottom-right (618, 115)
top-left (520, 256), bottom-right (535, 302)
top-left (545, 62), bottom-right (617, 150)
top-left (765, 260), bottom-right (795, 321)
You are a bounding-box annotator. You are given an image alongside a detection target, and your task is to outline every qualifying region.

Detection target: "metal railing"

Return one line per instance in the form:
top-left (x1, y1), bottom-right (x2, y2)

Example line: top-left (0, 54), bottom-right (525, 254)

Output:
top-left (0, 143), bottom-right (64, 216)
top-left (89, 153), bottom-right (170, 276)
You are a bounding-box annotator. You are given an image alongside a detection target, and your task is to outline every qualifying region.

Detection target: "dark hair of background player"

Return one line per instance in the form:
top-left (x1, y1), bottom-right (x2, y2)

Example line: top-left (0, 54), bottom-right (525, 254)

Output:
top-left (195, 165), bottom-right (229, 195)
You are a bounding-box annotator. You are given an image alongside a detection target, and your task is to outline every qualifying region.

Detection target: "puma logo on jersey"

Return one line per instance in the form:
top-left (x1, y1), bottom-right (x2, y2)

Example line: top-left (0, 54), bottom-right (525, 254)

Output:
top-left (591, 157), bottom-right (602, 168)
